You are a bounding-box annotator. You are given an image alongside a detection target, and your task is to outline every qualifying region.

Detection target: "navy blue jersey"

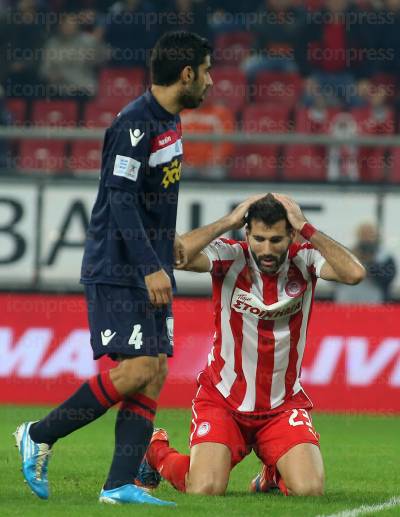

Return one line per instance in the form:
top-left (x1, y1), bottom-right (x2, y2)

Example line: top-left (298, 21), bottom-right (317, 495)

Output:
top-left (81, 90), bottom-right (183, 289)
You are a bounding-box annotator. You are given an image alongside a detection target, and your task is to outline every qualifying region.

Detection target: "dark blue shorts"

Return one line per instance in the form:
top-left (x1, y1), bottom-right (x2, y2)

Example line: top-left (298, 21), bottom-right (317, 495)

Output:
top-left (84, 284), bottom-right (173, 360)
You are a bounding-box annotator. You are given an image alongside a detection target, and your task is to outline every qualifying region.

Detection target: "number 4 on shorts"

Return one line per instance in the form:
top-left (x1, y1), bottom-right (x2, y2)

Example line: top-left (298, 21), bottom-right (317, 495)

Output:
top-left (128, 324), bottom-right (143, 349)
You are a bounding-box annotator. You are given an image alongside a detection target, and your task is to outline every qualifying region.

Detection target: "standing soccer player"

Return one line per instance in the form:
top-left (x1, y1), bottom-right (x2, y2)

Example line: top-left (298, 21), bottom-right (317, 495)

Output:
top-left (136, 193), bottom-right (366, 496)
top-left (14, 31), bottom-right (212, 505)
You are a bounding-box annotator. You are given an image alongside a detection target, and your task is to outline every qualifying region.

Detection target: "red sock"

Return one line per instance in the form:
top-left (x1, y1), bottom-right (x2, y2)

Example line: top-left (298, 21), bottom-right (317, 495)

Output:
top-left (148, 442), bottom-right (190, 492)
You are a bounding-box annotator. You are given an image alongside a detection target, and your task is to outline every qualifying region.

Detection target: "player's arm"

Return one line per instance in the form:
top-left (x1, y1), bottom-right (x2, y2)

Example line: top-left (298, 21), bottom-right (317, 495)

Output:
top-left (105, 116), bottom-right (172, 305)
top-left (274, 193), bottom-right (366, 285)
top-left (177, 194), bottom-right (266, 273)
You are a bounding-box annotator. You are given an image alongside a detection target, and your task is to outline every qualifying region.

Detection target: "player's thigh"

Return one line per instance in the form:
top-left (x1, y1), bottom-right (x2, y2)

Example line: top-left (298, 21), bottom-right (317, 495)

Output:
top-left (186, 442), bottom-right (231, 496)
top-left (277, 442), bottom-right (324, 496)
top-left (255, 408), bottom-right (323, 495)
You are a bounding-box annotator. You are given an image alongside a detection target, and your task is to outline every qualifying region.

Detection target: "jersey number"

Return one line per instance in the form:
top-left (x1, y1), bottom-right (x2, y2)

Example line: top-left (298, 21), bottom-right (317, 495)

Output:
top-left (128, 324), bottom-right (143, 349)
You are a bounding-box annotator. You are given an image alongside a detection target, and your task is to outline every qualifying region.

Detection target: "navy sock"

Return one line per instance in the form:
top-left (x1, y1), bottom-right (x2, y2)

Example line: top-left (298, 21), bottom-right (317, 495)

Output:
top-left (29, 371), bottom-right (122, 445)
top-left (103, 394), bottom-right (157, 490)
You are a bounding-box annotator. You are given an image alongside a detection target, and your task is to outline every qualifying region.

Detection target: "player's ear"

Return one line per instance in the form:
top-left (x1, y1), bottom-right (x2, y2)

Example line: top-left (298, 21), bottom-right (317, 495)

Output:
top-left (181, 65), bottom-right (193, 84)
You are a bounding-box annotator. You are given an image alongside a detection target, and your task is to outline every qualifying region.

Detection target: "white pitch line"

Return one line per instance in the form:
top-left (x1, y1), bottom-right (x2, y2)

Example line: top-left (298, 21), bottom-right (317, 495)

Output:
top-left (316, 496), bottom-right (400, 517)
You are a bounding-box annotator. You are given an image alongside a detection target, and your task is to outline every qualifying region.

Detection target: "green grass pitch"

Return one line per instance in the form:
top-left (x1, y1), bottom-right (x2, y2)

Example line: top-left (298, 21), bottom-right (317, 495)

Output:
top-left (1, 406), bottom-right (400, 516)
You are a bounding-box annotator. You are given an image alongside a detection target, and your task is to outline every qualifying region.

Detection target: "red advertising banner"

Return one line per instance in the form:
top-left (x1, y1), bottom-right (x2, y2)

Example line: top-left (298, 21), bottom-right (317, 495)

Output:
top-left (0, 294), bottom-right (399, 413)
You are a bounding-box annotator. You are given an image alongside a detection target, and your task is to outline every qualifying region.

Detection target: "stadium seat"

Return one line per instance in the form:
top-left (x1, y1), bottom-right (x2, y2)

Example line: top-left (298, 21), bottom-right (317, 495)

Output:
top-left (69, 140), bottom-right (102, 173)
top-left (32, 100), bottom-right (79, 127)
top-left (229, 104), bottom-right (290, 179)
top-left (180, 104), bottom-right (235, 169)
top-left (351, 107), bottom-right (394, 182)
top-left (83, 101), bottom-right (119, 128)
top-left (214, 31), bottom-right (254, 66)
top-left (229, 145), bottom-right (279, 180)
top-left (282, 145), bottom-right (326, 181)
top-left (242, 104), bottom-right (291, 133)
top-left (205, 66), bottom-right (247, 114)
top-left (295, 107), bottom-right (341, 134)
top-left (388, 148), bottom-right (400, 183)
top-left (18, 140), bottom-right (66, 173)
top-left (5, 98), bottom-right (27, 125)
top-left (97, 67), bottom-right (145, 107)
top-left (253, 72), bottom-right (303, 107)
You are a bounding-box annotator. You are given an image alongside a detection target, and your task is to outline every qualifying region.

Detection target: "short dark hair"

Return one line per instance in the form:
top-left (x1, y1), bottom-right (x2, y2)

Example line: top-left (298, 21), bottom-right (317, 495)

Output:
top-left (246, 194), bottom-right (291, 231)
top-left (151, 31), bottom-right (212, 86)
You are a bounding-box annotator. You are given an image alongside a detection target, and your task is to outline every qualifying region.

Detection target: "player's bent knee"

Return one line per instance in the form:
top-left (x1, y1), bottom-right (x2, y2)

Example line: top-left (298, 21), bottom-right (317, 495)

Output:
top-left (186, 478), bottom-right (226, 496)
top-left (288, 476), bottom-right (324, 496)
top-left (113, 356), bottom-right (159, 393)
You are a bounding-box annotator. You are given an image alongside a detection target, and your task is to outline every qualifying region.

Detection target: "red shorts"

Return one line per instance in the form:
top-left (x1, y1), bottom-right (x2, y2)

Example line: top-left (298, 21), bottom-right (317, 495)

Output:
top-left (189, 382), bottom-right (320, 468)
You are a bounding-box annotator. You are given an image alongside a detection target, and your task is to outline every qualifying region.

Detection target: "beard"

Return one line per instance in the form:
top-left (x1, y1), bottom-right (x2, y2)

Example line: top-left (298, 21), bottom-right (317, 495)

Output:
top-left (179, 84), bottom-right (208, 109)
top-left (251, 249), bottom-right (288, 274)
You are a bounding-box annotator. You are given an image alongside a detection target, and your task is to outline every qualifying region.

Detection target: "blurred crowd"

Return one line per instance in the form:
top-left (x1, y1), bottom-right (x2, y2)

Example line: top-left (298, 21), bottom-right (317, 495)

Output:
top-left (1, 0), bottom-right (400, 181)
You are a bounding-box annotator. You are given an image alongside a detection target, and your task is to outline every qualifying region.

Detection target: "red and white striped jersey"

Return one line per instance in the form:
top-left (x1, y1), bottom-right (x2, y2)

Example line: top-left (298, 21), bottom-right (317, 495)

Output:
top-left (200, 238), bottom-right (326, 414)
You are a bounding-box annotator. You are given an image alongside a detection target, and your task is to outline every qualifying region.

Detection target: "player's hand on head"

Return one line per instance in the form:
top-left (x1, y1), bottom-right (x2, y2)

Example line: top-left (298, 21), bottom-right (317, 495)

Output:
top-left (174, 233), bottom-right (188, 268)
top-left (272, 193), bottom-right (307, 232)
top-left (144, 269), bottom-right (173, 306)
top-left (229, 194), bottom-right (267, 230)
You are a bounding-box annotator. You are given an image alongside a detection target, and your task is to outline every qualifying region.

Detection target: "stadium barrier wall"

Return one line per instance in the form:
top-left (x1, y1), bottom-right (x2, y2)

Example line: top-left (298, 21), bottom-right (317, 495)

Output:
top-left (1, 177), bottom-right (400, 296)
top-left (0, 294), bottom-right (399, 414)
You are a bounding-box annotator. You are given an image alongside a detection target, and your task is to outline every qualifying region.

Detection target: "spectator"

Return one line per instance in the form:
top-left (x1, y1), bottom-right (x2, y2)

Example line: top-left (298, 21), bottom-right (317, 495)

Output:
top-left (335, 222), bottom-right (397, 303)
top-left (241, 0), bottom-right (307, 78)
top-left (105, 0), bottom-right (160, 67)
top-left (300, 0), bottom-right (375, 109)
top-left (0, 0), bottom-right (46, 98)
top-left (40, 12), bottom-right (109, 97)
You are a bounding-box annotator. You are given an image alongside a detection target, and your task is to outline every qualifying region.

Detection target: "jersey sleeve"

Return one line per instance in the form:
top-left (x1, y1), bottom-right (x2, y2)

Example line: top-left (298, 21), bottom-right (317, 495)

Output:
top-left (298, 245), bottom-right (326, 278)
top-left (202, 238), bottom-right (242, 273)
top-left (104, 113), bottom-right (150, 194)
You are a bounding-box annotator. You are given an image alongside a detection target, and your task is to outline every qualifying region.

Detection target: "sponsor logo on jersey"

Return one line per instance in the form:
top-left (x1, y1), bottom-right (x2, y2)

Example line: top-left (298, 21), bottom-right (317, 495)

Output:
top-left (159, 135), bottom-right (172, 146)
top-left (161, 159), bottom-right (181, 188)
top-left (231, 288), bottom-right (302, 320)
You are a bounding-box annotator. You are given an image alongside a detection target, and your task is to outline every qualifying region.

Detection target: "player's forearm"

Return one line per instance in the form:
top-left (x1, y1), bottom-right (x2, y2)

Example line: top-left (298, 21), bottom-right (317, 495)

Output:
top-left (181, 215), bottom-right (233, 263)
top-left (310, 230), bottom-right (366, 284)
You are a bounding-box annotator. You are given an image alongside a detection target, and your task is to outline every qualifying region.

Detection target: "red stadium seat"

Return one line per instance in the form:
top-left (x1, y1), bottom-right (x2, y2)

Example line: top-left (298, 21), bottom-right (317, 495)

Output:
top-left (32, 100), bottom-right (79, 127)
top-left (69, 141), bottom-right (102, 173)
top-left (229, 145), bottom-right (278, 180)
top-left (351, 107), bottom-right (394, 182)
top-left (180, 104), bottom-right (235, 168)
top-left (253, 72), bottom-right (303, 107)
top-left (242, 104), bottom-right (291, 133)
top-left (18, 140), bottom-right (66, 173)
top-left (388, 148), bottom-right (400, 183)
top-left (214, 31), bottom-right (254, 66)
top-left (229, 104), bottom-right (290, 179)
top-left (295, 107), bottom-right (341, 134)
top-left (6, 98), bottom-right (27, 125)
top-left (205, 66), bottom-right (247, 114)
top-left (97, 67), bottom-right (145, 107)
top-left (84, 101), bottom-right (119, 128)
top-left (282, 145), bottom-right (326, 181)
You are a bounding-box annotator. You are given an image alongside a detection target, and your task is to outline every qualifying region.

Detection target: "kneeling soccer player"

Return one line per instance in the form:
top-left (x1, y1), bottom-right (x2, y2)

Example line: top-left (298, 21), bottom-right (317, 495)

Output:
top-left (136, 193), bottom-right (366, 496)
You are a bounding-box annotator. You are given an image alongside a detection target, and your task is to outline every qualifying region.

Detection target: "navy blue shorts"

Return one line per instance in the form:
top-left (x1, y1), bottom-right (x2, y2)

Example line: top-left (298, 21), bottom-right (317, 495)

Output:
top-left (84, 284), bottom-right (173, 360)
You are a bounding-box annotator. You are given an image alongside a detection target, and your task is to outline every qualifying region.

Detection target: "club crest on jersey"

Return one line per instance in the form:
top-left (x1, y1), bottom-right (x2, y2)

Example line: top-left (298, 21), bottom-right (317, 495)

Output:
top-left (161, 158), bottom-right (181, 188)
top-left (285, 266), bottom-right (307, 298)
top-left (231, 288), bottom-right (302, 320)
top-left (197, 422), bottom-right (211, 437)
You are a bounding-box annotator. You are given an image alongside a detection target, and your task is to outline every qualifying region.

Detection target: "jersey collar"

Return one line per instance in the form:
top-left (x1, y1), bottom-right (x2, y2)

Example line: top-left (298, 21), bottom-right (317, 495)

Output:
top-left (144, 89), bottom-right (177, 121)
